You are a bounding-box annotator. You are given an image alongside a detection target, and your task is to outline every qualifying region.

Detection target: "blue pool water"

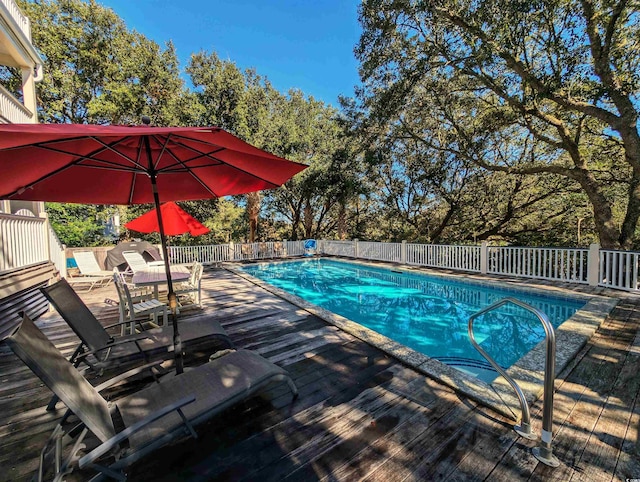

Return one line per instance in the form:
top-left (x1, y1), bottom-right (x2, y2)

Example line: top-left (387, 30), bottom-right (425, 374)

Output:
top-left (241, 259), bottom-right (586, 383)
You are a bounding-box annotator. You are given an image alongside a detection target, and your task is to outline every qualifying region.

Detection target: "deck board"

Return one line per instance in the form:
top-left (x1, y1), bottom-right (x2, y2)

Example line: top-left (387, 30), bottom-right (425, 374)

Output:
top-left (0, 265), bottom-right (639, 481)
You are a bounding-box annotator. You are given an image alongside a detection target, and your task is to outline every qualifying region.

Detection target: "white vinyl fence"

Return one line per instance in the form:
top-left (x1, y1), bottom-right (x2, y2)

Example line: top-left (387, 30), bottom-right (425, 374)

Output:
top-left (0, 212), bottom-right (67, 275)
top-left (487, 246), bottom-right (589, 284)
top-left (6, 217), bottom-right (640, 294)
top-left (407, 243), bottom-right (481, 272)
top-left (599, 249), bottom-right (640, 291)
top-left (169, 240), bottom-right (306, 265)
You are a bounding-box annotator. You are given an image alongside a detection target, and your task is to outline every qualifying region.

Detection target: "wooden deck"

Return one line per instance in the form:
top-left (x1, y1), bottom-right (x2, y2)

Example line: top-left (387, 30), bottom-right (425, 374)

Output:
top-left (1, 267), bottom-right (639, 481)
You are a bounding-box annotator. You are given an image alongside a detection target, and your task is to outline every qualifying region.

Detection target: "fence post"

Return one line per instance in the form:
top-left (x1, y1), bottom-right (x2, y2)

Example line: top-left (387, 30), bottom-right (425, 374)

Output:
top-left (480, 242), bottom-right (488, 274)
top-left (587, 243), bottom-right (600, 286)
top-left (354, 239), bottom-right (359, 258)
top-left (229, 241), bottom-right (235, 261)
top-left (401, 240), bottom-right (407, 264)
top-left (282, 239), bottom-right (288, 257)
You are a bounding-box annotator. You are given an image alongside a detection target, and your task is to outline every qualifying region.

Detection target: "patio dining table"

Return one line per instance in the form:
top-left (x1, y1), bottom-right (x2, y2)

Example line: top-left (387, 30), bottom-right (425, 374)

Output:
top-left (132, 265), bottom-right (191, 299)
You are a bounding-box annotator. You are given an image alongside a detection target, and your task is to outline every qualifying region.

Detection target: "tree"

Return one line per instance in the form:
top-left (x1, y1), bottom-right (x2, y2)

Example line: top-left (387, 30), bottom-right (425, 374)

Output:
top-left (356, 0), bottom-right (640, 248)
top-left (20, 0), bottom-right (198, 125)
top-left (45, 202), bottom-right (108, 246)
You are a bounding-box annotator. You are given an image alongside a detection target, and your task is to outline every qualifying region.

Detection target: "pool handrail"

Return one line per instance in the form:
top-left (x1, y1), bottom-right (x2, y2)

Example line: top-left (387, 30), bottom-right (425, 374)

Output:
top-left (468, 297), bottom-right (560, 467)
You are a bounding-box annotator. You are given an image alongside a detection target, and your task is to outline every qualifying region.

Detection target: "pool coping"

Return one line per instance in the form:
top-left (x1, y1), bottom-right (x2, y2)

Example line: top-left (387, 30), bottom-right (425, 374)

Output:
top-left (224, 257), bottom-right (619, 420)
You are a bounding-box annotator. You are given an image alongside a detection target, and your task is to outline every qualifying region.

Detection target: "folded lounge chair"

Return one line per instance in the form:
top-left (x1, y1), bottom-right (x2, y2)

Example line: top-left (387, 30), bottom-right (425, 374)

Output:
top-left (5, 314), bottom-right (297, 481)
top-left (41, 278), bottom-right (233, 375)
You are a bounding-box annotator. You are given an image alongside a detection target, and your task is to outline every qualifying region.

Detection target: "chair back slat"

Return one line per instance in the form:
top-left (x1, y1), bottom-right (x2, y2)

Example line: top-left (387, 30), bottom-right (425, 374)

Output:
top-left (6, 314), bottom-right (116, 442)
top-left (122, 251), bottom-right (149, 274)
top-left (73, 251), bottom-right (103, 275)
top-left (113, 269), bottom-right (135, 322)
top-left (41, 279), bottom-right (112, 353)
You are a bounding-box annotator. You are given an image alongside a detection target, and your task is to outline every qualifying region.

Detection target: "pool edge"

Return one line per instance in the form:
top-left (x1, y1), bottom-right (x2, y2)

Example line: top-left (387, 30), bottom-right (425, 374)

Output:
top-left (225, 257), bottom-right (619, 421)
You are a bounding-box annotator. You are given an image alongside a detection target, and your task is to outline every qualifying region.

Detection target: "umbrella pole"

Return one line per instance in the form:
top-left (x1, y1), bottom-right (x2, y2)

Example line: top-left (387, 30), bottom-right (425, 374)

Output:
top-left (146, 140), bottom-right (184, 375)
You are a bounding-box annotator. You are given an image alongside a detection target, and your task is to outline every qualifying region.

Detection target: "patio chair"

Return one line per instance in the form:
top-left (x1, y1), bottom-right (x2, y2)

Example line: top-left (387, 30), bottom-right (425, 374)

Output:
top-left (113, 269), bottom-right (168, 334)
top-left (65, 251), bottom-right (113, 291)
top-left (122, 250), bottom-right (165, 274)
top-left (175, 261), bottom-right (203, 307)
top-left (5, 313), bottom-right (297, 482)
top-left (40, 278), bottom-right (233, 376)
top-left (73, 251), bottom-right (113, 277)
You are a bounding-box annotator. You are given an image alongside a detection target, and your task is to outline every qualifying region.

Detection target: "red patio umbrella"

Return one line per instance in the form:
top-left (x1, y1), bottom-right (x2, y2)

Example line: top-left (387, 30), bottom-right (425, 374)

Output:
top-left (125, 201), bottom-right (210, 236)
top-left (0, 123), bottom-right (307, 373)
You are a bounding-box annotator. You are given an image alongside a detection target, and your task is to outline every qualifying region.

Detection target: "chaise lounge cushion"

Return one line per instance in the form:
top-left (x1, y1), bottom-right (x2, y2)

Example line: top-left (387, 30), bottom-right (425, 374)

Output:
top-left (119, 349), bottom-right (291, 449)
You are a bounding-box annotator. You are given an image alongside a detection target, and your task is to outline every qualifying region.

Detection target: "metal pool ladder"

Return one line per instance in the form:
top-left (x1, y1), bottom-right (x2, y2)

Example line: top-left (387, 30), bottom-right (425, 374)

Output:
top-left (468, 297), bottom-right (560, 467)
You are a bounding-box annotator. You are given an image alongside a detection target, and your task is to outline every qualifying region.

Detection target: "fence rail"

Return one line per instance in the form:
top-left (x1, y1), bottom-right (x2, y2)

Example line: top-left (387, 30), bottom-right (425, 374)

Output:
top-left (0, 0), bottom-right (31, 41)
top-left (488, 247), bottom-right (589, 284)
top-left (6, 221), bottom-right (640, 294)
top-left (0, 213), bottom-right (48, 271)
top-left (169, 241), bottom-right (305, 265)
top-left (599, 249), bottom-right (640, 291)
top-left (407, 243), bottom-right (481, 272)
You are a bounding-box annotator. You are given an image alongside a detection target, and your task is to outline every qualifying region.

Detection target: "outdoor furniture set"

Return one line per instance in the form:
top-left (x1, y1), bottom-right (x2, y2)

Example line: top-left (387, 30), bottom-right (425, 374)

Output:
top-left (3, 276), bottom-right (298, 481)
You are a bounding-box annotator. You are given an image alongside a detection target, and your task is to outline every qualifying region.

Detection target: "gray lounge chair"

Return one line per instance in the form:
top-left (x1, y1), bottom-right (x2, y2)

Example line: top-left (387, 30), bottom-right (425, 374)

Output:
top-left (5, 314), bottom-right (297, 481)
top-left (41, 278), bottom-right (233, 374)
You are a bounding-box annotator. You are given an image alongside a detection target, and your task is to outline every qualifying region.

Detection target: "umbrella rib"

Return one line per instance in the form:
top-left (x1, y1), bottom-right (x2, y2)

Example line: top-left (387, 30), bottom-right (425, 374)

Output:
top-left (161, 138), bottom-right (281, 188)
top-left (3, 136), bottom-right (146, 198)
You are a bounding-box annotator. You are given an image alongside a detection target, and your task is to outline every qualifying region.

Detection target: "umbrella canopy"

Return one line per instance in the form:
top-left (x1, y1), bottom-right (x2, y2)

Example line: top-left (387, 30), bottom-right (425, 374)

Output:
top-left (125, 202), bottom-right (210, 236)
top-left (0, 124), bottom-right (306, 203)
top-left (0, 123), bottom-right (307, 373)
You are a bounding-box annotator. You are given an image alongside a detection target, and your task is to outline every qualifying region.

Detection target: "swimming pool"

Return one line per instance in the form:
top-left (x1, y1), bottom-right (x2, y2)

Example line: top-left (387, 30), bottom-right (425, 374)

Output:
top-left (240, 258), bottom-right (585, 383)
top-left (234, 257), bottom-right (616, 417)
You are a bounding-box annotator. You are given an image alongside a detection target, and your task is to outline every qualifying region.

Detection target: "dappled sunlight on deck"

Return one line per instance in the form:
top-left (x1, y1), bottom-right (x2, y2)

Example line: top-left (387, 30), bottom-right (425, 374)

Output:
top-left (0, 267), bottom-right (639, 480)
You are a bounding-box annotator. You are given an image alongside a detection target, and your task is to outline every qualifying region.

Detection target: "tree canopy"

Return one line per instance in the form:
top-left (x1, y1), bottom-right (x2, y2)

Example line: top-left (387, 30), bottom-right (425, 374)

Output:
top-left (11, 0), bottom-right (640, 249)
top-left (354, 0), bottom-right (640, 248)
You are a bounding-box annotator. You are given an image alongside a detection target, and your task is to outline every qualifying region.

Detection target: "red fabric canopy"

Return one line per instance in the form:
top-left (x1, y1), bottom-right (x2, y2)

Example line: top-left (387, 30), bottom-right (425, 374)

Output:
top-left (0, 123), bottom-right (307, 375)
top-left (0, 123), bottom-right (307, 204)
top-left (125, 202), bottom-right (210, 236)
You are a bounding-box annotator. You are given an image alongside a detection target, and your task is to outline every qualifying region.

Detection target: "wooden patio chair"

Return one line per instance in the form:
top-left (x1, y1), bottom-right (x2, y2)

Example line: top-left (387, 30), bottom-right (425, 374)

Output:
top-left (175, 262), bottom-right (203, 307)
top-left (4, 313), bottom-right (297, 482)
top-left (113, 269), bottom-right (168, 335)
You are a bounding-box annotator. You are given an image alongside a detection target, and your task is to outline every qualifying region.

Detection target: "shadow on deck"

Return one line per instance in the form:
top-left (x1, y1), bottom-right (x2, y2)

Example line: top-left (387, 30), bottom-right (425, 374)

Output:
top-left (0, 267), bottom-right (639, 481)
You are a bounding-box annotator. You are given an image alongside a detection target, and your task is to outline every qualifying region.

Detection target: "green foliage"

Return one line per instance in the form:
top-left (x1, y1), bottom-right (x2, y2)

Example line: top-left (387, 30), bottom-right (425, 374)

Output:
top-left (355, 0), bottom-right (640, 248)
top-left (20, 0), bottom-right (200, 125)
top-left (45, 202), bottom-right (108, 246)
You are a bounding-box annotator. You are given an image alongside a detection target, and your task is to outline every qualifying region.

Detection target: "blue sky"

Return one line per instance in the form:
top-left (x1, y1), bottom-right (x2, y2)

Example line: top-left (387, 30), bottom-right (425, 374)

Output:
top-left (97, 0), bottom-right (363, 107)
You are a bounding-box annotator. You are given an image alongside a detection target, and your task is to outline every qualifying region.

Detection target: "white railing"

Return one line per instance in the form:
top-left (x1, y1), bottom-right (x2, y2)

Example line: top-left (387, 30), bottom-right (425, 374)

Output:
top-left (0, 0), bottom-right (31, 41)
top-left (0, 85), bottom-right (34, 124)
top-left (358, 241), bottom-right (402, 263)
top-left (0, 212), bottom-right (48, 271)
top-left (407, 243), bottom-right (481, 272)
top-left (47, 224), bottom-right (66, 278)
top-left (285, 240), bottom-right (305, 257)
top-left (599, 249), bottom-right (640, 291)
top-left (320, 240), bottom-right (356, 257)
top-left (170, 244), bottom-right (231, 265)
top-left (6, 225), bottom-right (640, 293)
top-left (488, 247), bottom-right (589, 284)
top-left (168, 241), bottom-right (306, 264)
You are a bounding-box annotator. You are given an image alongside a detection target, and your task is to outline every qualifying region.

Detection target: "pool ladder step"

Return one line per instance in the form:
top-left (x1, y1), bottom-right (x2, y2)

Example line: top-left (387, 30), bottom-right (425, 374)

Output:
top-left (434, 356), bottom-right (499, 372)
top-left (468, 297), bottom-right (560, 468)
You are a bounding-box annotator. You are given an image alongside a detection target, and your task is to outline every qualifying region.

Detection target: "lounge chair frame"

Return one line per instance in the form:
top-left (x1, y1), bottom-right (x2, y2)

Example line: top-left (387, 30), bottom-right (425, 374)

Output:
top-left (5, 314), bottom-right (297, 481)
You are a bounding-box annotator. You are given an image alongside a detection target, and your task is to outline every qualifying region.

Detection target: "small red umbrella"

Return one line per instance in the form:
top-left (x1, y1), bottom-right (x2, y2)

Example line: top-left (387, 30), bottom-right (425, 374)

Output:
top-left (125, 202), bottom-right (210, 236)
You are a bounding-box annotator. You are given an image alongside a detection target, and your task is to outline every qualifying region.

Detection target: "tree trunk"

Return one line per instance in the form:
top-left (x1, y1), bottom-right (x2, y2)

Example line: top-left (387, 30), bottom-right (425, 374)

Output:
top-left (337, 202), bottom-right (347, 240)
top-left (303, 200), bottom-right (313, 239)
top-left (246, 192), bottom-right (260, 242)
